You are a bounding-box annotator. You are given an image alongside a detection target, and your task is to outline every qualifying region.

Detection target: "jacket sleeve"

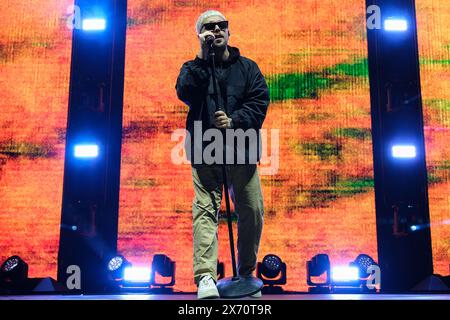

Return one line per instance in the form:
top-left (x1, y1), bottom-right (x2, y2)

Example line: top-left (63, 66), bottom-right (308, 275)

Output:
top-left (230, 62), bottom-right (270, 130)
top-left (175, 58), bottom-right (210, 109)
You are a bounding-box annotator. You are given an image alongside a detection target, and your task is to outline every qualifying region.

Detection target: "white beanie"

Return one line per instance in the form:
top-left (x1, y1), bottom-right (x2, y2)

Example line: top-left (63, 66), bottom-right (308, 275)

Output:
top-left (195, 10), bottom-right (227, 34)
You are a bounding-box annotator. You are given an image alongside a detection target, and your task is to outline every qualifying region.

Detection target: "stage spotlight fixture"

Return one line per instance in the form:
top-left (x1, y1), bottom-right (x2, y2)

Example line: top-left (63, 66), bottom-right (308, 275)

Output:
top-left (392, 145), bottom-right (416, 158)
top-left (331, 266), bottom-right (360, 286)
top-left (306, 254), bottom-right (331, 289)
top-left (106, 255), bottom-right (131, 280)
top-left (330, 265), bottom-right (365, 293)
top-left (256, 254), bottom-right (286, 286)
top-left (384, 18), bottom-right (408, 31)
top-left (0, 256), bottom-right (29, 283)
top-left (350, 254), bottom-right (378, 279)
top-left (150, 254), bottom-right (176, 287)
top-left (82, 18), bottom-right (106, 31)
top-left (74, 144), bottom-right (99, 158)
top-left (123, 266), bottom-right (151, 287)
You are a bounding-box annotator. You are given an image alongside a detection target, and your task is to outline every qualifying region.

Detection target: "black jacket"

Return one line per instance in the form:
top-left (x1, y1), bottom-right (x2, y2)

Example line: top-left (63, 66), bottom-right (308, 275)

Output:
top-left (175, 46), bottom-right (270, 165)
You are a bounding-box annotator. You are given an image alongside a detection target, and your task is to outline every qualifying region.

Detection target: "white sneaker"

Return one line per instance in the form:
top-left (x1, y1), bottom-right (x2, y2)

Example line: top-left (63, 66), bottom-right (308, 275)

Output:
top-left (250, 290), bottom-right (262, 298)
top-left (197, 275), bottom-right (220, 299)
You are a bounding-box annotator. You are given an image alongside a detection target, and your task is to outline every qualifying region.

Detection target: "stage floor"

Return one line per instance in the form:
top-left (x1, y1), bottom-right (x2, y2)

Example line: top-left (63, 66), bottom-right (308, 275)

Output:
top-left (1, 293), bottom-right (449, 300)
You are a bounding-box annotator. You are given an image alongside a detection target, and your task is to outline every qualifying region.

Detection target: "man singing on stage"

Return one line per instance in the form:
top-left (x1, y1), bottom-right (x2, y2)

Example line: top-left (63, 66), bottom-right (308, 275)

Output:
top-left (175, 10), bottom-right (270, 299)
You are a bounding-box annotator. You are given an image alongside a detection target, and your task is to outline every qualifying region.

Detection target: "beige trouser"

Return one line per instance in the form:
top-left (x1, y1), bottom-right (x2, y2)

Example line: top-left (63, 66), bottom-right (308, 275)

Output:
top-left (191, 164), bottom-right (264, 285)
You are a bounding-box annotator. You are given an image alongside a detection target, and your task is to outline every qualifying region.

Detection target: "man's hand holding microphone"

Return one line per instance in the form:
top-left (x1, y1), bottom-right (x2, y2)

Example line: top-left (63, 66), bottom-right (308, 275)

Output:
top-left (197, 30), bottom-right (217, 60)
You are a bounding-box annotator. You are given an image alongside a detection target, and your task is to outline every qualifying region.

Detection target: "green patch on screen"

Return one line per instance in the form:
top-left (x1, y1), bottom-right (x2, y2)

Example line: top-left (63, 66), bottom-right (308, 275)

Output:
top-left (0, 142), bottom-right (52, 158)
top-left (425, 99), bottom-right (450, 111)
top-left (331, 127), bottom-right (372, 140)
top-left (307, 189), bottom-right (337, 207)
top-left (268, 72), bottom-right (331, 101)
top-left (306, 112), bottom-right (333, 121)
top-left (424, 99), bottom-right (450, 125)
top-left (268, 58), bottom-right (369, 101)
top-left (427, 161), bottom-right (450, 184)
top-left (261, 177), bottom-right (287, 187)
top-left (427, 174), bottom-right (443, 184)
top-left (31, 42), bottom-right (52, 48)
top-left (334, 177), bottom-right (374, 196)
top-left (297, 177), bottom-right (374, 208)
top-left (420, 58), bottom-right (450, 66)
top-left (435, 160), bottom-right (450, 170)
top-left (294, 142), bottom-right (342, 160)
top-left (325, 58), bottom-right (369, 77)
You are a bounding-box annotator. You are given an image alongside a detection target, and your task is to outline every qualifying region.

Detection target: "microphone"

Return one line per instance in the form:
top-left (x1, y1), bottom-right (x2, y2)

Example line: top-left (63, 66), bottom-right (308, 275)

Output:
top-left (205, 35), bottom-right (215, 46)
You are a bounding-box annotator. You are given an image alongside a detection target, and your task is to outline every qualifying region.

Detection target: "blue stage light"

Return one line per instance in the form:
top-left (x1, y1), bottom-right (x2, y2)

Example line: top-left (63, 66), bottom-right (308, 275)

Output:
top-left (331, 266), bottom-right (359, 282)
top-left (350, 254), bottom-right (378, 278)
top-left (392, 145), bottom-right (416, 158)
top-left (261, 254), bottom-right (282, 279)
top-left (410, 225), bottom-right (419, 231)
top-left (107, 256), bottom-right (124, 272)
top-left (74, 144), bottom-right (99, 158)
top-left (0, 256), bottom-right (28, 283)
top-left (82, 18), bottom-right (106, 31)
top-left (256, 254), bottom-right (287, 287)
top-left (106, 255), bottom-right (131, 280)
top-left (123, 266), bottom-right (151, 283)
top-left (384, 18), bottom-right (408, 31)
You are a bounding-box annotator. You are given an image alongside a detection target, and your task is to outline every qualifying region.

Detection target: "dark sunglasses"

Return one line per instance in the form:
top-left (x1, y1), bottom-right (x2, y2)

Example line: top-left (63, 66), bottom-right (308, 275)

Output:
top-left (202, 20), bottom-right (229, 31)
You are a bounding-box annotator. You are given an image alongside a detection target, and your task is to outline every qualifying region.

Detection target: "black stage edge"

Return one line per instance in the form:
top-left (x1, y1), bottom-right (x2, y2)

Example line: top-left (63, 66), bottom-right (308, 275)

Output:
top-left (1, 295), bottom-right (449, 319)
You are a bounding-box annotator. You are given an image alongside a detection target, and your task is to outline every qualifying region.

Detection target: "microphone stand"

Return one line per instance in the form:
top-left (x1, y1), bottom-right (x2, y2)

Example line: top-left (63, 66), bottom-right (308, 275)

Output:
top-left (207, 42), bottom-right (263, 298)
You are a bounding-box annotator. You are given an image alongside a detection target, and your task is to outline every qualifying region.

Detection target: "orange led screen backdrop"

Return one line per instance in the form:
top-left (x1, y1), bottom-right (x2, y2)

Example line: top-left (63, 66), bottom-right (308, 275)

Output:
top-left (0, 0), bottom-right (73, 278)
top-left (118, 0), bottom-right (379, 292)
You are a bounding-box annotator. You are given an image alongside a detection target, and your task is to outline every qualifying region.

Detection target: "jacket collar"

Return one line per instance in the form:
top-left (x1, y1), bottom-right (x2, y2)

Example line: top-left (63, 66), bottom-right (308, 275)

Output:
top-left (194, 46), bottom-right (240, 66)
top-left (223, 46), bottom-right (240, 64)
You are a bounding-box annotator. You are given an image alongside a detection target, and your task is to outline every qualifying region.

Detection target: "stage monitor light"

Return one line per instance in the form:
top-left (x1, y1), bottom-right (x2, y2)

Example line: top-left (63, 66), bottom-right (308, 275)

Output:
top-left (384, 19), bottom-right (408, 31)
top-left (74, 144), bottom-right (99, 158)
top-left (123, 267), bottom-right (151, 283)
top-left (256, 254), bottom-right (286, 286)
top-left (151, 254), bottom-right (176, 287)
top-left (331, 266), bottom-right (359, 283)
top-left (306, 254), bottom-right (331, 288)
top-left (82, 18), bottom-right (106, 31)
top-left (0, 256), bottom-right (29, 283)
top-left (106, 255), bottom-right (131, 280)
top-left (392, 145), bottom-right (416, 158)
